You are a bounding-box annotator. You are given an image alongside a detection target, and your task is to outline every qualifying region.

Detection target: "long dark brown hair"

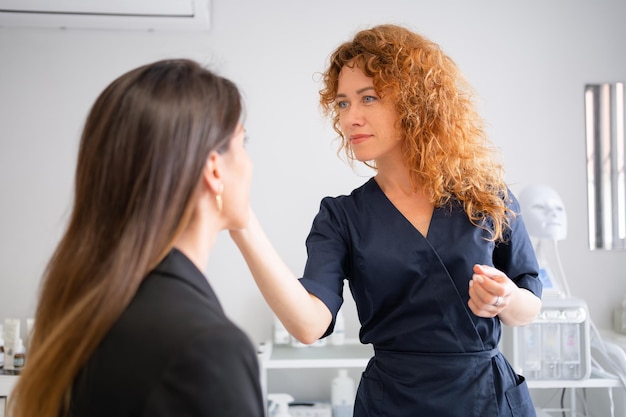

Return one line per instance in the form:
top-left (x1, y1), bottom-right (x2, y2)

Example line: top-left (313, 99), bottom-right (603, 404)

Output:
top-left (9, 59), bottom-right (243, 417)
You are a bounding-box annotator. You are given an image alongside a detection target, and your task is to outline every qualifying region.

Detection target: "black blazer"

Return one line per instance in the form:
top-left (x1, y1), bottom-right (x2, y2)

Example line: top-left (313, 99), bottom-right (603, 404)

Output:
top-left (69, 249), bottom-right (264, 416)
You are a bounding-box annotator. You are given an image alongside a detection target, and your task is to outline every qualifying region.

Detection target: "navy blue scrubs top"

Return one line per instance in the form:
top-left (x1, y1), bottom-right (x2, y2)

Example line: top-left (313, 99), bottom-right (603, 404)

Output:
top-left (299, 178), bottom-right (542, 417)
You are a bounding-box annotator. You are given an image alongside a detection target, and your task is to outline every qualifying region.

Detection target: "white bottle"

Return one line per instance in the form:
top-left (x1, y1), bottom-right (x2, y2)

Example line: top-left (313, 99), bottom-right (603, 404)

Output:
top-left (3, 318), bottom-right (20, 371)
top-left (331, 309), bottom-right (346, 346)
top-left (13, 338), bottom-right (25, 369)
top-left (331, 369), bottom-right (354, 417)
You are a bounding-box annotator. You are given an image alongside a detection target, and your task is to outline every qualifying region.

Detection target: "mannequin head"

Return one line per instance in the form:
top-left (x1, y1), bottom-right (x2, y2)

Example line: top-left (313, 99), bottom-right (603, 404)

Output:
top-left (518, 185), bottom-right (567, 240)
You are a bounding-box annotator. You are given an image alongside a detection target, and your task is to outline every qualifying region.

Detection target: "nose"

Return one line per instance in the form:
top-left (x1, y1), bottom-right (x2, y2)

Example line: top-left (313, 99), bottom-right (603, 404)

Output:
top-left (341, 105), bottom-right (365, 128)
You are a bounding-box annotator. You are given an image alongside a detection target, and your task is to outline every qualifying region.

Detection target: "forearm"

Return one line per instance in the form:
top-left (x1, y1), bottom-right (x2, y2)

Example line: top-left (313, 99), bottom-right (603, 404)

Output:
top-left (498, 287), bottom-right (541, 327)
top-left (229, 211), bottom-right (332, 344)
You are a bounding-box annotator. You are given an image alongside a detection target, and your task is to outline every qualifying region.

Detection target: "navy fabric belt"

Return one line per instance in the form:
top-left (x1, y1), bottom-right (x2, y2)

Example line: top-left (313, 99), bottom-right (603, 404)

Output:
top-left (374, 346), bottom-right (499, 360)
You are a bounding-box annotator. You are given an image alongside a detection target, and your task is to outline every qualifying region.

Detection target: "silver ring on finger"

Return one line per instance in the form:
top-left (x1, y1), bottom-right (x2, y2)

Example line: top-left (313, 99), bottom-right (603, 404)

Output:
top-left (493, 296), bottom-right (502, 307)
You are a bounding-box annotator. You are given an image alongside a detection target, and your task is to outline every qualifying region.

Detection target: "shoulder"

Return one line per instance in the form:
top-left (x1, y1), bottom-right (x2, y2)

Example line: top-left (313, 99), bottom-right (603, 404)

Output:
top-left (111, 268), bottom-right (232, 362)
top-left (142, 324), bottom-right (263, 416)
top-left (318, 177), bottom-right (377, 212)
top-left (182, 321), bottom-right (257, 363)
top-left (505, 188), bottom-right (522, 212)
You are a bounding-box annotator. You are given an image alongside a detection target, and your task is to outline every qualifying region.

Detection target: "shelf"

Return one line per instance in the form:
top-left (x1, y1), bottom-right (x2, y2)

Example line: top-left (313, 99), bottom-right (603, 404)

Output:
top-left (527, 375), bottom-right (622, 417)
top-left (527, 377), bottom-right (621, 389)
top-left (259, 342), bottom-right (373, 369)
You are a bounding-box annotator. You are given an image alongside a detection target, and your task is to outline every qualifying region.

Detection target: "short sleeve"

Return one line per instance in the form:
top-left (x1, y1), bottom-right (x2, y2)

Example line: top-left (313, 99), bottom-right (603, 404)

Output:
top-left (299, 197), bottom-right (349, 331)
top-left (493, 192), bottom-right (543, 298)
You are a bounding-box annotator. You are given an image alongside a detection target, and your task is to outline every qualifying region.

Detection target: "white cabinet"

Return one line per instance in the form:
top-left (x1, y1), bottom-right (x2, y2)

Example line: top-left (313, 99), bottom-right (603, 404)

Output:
top-left (257, 342), bottom-right (372, 415)
top-left (527, 377), bottom-right (621, 416)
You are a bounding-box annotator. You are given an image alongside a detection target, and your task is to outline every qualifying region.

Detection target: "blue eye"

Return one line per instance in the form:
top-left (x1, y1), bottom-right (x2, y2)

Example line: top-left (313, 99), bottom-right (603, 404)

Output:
top-left (336, 100), bottom-right (348, 109)
top-left (363, 96), bottom-right (377, 103)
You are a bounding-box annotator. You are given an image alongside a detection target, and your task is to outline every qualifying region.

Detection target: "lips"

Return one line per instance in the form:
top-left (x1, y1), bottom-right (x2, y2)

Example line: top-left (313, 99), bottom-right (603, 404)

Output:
top-left (349, 134), bottom-right (371, 145)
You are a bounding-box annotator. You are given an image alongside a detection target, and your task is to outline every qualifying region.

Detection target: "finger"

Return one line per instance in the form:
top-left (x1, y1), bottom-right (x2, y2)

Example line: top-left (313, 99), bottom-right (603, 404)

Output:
top-left (469, 277), bottom-right (495, 306)
top-left (471, 274), bottom-right (496, 297)
top-left (493, 295), bottom-right (503, 307)
top-left (473, 270), bottom-right (508, 299)
top-left (471, 279), bottom-right (506, 314)
top-left (474, 264), bottom-right (508, 281)
top-left (477, 276), bottom-right (503, 296)
top-left (468, 297), bottom-right (498, 318)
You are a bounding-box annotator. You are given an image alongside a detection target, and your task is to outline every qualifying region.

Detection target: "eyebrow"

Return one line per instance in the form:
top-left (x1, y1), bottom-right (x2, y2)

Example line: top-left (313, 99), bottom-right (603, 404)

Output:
top-left (336, 86), bottom-right (377, 98)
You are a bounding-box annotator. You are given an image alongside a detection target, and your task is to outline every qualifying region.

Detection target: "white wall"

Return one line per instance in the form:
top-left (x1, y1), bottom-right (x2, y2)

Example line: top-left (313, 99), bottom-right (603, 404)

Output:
top-left (1, 0), bottom-right (625, 365)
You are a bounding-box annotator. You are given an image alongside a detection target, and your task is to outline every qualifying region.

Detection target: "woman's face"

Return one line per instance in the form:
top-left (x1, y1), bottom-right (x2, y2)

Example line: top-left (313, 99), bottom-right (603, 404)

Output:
top-left (336, 65), bottom-right (402, 164)
top-left (220, 123), bottom-right (252, 229)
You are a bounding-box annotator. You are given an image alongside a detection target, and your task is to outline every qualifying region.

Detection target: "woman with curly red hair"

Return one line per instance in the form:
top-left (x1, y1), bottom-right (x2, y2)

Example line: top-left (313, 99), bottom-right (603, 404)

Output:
top-left (232, 24), bottom-right (542, 416)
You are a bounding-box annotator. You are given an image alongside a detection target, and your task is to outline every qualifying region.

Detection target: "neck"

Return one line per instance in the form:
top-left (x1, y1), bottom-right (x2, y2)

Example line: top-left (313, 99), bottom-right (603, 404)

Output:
top-left (375, 166), bottom-right (417, 196)
top-left (373, 151), bottom-right (416, 189)
top-left (174, 208), bottom-right (221, 274)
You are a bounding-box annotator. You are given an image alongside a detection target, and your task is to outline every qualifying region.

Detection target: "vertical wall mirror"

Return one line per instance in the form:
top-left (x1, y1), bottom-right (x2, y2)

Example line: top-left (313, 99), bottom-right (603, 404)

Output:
top-left (584, 82), bottom-right (625, 250)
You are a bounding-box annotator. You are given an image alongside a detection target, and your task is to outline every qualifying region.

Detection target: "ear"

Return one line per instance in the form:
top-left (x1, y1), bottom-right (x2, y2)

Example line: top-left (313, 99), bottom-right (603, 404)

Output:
top-left (203, 150), bottom-right (224, 195)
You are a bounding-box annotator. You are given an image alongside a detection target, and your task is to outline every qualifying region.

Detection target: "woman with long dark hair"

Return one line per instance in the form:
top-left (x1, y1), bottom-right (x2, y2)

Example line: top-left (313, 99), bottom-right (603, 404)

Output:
top-left (10, 59), bottom-right (263, 417)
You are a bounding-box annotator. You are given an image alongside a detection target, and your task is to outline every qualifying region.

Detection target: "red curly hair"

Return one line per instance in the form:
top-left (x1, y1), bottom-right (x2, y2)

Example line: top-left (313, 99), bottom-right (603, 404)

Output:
top-left (319, 24), bottom-right (514, 241)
